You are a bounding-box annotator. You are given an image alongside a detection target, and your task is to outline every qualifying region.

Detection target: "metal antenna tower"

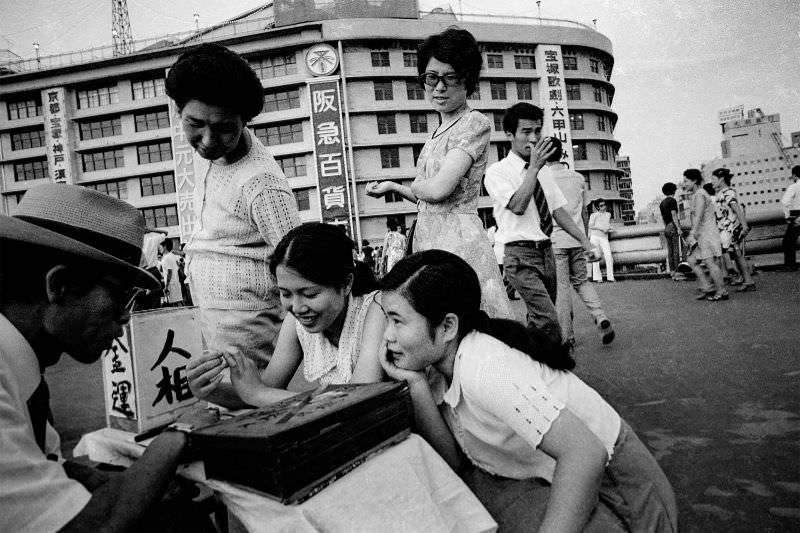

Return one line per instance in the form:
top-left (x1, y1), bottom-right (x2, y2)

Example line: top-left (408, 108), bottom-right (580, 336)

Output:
top-left (111, 0), bottom-right (134, 56)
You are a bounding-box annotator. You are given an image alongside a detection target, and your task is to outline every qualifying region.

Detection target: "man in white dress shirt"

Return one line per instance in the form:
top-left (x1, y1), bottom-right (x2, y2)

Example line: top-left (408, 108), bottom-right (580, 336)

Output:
top-left (484, 103), bottom-right (595, 349)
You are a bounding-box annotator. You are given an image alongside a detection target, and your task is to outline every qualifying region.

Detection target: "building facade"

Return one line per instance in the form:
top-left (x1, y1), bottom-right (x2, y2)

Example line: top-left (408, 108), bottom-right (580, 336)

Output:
top-left (615, 155), bottom-right (635, 225)
top-left (703, 107), bottom-right (799, 215)
top-left (0, 4), bottom-right (624, 244)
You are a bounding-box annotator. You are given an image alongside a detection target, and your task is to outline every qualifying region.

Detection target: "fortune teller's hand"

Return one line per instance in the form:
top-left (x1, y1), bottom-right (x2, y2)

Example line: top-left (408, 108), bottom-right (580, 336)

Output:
top-left (186, 351), bottom-right (228, 401)
top-left (366, 181), bottom-right (393, 198)
top-left (378, 343), bottom-right (427, 386)
top-left (219, 349), bottom-right (265, 406)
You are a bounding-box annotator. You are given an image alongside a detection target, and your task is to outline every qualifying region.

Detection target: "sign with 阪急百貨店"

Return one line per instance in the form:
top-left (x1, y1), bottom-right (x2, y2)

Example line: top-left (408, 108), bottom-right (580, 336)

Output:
top-left (308, 76), bottom-right (353, 235)
top-left (101, 307), bottom-right (202, 433)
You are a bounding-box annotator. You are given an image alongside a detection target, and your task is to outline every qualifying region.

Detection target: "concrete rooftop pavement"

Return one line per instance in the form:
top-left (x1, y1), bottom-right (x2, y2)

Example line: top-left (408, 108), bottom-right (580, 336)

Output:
top-left (47, 270), bottom-right (800, 532)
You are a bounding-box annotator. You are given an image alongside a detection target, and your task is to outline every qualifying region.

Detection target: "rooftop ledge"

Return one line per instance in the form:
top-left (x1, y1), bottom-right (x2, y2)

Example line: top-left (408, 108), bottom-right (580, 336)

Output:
top-left (0, 11), bottom-right (597, 77)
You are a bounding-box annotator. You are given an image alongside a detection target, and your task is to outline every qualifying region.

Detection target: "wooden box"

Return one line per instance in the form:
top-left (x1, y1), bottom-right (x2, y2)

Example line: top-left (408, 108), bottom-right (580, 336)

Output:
top-left (190, 381), bottom-right (413, 504)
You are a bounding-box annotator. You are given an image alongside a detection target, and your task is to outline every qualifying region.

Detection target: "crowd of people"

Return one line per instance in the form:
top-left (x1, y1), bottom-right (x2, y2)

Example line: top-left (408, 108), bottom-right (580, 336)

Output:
top-left (36, 27), bottom-right (800, 533)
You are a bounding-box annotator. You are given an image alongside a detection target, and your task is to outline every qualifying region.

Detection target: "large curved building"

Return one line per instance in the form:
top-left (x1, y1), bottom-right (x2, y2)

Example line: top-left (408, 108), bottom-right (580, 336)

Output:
top-left (0, 2), bottom-right (624, 245)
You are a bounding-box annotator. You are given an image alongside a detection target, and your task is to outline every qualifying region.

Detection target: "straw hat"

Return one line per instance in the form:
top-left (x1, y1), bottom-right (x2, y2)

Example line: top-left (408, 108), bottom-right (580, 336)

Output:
top-left (0, 183), bottom-right (160, 289)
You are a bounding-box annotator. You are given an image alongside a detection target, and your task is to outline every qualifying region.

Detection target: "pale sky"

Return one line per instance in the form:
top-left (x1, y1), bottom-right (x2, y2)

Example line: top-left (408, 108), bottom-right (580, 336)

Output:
top-left (1, 0), bottom-right (798, 212)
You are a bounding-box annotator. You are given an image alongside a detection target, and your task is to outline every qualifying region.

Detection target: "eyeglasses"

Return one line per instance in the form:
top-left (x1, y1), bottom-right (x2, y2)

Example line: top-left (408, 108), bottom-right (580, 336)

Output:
top-left (98, 276), bottom-right (143, 312)
top-left (418, 72), bottom-right (464, 88)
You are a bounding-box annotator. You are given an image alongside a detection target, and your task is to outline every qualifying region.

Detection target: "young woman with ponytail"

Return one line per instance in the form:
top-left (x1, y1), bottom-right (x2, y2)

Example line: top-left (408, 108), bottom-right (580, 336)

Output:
top-left (379, 249), bottom-right (677, 533)
top-left (187, 223), bottom-right (385, 407)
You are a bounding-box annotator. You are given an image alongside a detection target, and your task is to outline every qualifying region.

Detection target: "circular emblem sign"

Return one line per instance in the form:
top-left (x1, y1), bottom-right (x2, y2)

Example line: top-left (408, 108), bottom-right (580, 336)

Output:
top-left (305, 43), bottom-right (339, 76)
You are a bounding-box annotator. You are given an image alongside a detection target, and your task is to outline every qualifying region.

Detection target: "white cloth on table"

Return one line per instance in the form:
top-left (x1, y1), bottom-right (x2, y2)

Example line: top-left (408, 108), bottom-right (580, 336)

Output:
top-left (74, 430), bottom-right (497, 533)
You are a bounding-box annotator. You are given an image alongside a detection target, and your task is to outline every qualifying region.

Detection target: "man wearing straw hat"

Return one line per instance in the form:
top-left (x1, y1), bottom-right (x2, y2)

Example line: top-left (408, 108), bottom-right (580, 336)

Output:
top-left (0, 184), bottom-right (215, 532)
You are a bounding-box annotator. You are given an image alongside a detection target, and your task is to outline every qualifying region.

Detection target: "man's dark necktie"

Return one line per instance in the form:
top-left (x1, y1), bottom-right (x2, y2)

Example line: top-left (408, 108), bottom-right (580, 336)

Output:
top-left (27, 376), bottom-right (53, 454)
top-left (524, 163), bottom-right (553, 237)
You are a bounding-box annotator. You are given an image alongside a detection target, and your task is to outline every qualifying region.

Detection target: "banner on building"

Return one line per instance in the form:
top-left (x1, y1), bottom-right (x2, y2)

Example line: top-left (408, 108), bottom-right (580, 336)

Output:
top-left (41, 87), bottom-right (73, 184)
top-left (307, 76), bottom-right (353, 234)
top-left (167, 98), bottom-right (201, 242)
top-left (535, 45), bottom-right (575, 169)
top-left (101, 307), bottom-right (202, 433)
top-left (274, 0), bottom-right (418, 27)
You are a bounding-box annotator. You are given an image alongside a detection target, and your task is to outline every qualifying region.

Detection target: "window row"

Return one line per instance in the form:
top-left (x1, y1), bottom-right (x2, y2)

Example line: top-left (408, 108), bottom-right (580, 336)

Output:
top-left (250, 53), bottom-right (297, 79)
top-left (75, 78), bottom-right (165, 109)
top-left (253, 122), bottom-right (303, 146)
top-left (13, 159), bottom-right (49, 181)
top-left (374, 50), bottom-right (534, 70)
top-left (571, 141), bottom-right (618, 162)
top-left (376, 112), bottom-right (429, 134)
top-left (10, 128), bottom-right (46, 150)
top-left (79, 142), bottom-right (173, 172)
top-left (7, 97), bottom-right (42, 120)
top-left (374, 80), bottom-right (533, 101)
top-left (565, 82), bottom-right (613, 105)
top-left (141, 204), bottom-right (179, 228)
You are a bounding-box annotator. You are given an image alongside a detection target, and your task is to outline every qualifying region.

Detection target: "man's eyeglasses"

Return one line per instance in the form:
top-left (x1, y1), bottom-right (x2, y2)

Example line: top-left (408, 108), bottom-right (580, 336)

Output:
top-left (418, 72), bottom-right (464, 88)
top-left (123, 288), bottom-right (144, 311)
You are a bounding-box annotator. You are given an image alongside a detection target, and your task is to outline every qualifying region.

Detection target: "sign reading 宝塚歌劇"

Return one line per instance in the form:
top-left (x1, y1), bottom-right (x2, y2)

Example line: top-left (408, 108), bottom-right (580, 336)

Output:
top-left (102, 307), bottom-right (202, 433)
top-left (535, 46), bottom-right (575, 169)
top-left (307, 77), bottom-right (353, 234)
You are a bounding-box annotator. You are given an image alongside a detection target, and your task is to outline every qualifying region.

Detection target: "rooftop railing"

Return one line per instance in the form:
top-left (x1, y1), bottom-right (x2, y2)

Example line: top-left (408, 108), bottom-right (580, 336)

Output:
top-left (1, 11), bottom-right (591, 76)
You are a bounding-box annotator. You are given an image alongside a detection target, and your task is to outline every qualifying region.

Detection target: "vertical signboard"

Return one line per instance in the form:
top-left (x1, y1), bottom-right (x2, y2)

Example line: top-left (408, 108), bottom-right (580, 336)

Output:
top-left (41, 87), bottom-right (73, 184)
top-left (167, 98), bottom-right (200, 242)
top-left (102, 307), bottom-right (202, 433)
top-left (535, 45), bottom-right (574, 168)
top-left (307, 76), bottom-right (353, 234)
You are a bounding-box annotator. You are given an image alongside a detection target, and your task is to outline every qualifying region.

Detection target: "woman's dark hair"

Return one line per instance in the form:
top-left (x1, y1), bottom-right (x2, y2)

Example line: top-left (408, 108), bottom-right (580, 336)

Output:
top-left (711, 167), bottom-right (733, 186)
top-left (417, 26), bottom-right (482, 96)
top-left (683, 168), bottom-right (703, 184)
top-left (165, 43), bottom-right (264, 122)
top-left (661, 182), bottom-right (677, 195)
top-left (381, 249), bottom-right (575, 371)
top-left (702, 183), bottom-right (716, 196)
top-left (269, 222), bottom-right (377, 296)
top-left (545, 136), bottom-right (563, 163)
top-left (502, 102), bottom-right (544, 136)
top-left (387, 219), bottom-right (399, 232)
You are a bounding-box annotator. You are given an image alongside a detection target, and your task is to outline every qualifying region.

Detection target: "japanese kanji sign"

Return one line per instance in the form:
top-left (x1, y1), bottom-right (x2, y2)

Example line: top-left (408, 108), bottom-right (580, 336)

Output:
top-left (535, 46), bottom-right (575, 168)
top-left (41, 87), bottom-right (73, 184)
top-left (102, 307), bottom-right (202, 433)
top-left (307, 77), bottom-right (353, 234)
top-left (167, 96), bottom-right (201, 243)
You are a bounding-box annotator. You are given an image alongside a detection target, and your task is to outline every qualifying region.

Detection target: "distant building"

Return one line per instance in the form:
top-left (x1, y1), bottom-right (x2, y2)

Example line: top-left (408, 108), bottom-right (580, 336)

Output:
top-left (0, 1), bottom-right (625, 242)
top-left (636, 196), bottom-right (662, 225)
top-left (704, 107), bottom-right (799, 216)
top-left (616, 155), bottom-right (635, 225)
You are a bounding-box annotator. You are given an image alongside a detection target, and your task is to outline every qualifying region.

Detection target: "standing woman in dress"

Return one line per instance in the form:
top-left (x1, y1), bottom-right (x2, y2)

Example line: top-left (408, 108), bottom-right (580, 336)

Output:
top-left (366, 26), bottom-right (514, 319)
top-left (683, 169), bottom-right (727, 301)
top-left (381, 218), bottom-right (407, 275)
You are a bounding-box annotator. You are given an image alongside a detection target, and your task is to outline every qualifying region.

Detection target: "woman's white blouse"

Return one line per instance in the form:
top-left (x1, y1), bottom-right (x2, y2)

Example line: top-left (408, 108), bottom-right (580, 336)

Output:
top-left (433, 331), bottom-right (621, 482)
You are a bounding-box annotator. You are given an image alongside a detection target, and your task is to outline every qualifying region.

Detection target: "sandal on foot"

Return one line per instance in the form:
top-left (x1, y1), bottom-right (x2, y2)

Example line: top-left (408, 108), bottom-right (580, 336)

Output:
top-left (735, 282), bottom-right (756, 292)
top-left (695, 291), bottom-right (714, 300)
top-left (706, 292), bottom-right (729, 301)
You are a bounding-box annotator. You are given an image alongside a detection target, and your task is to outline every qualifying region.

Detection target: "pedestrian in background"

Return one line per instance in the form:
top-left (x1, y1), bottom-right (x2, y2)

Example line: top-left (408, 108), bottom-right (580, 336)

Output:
top-left (780, 165), bottom-right (800, 271)
top-left (683, 169), bottom-right (727, 301)
top-left (588, 200), bottom-right (615, 282)
top-left (380, 219), bottom-right (406, 275)
top-left (159, 239), bottom-right (184, 307)
top-left (710, 167), bottom-right (755, 292)
top-left (659, 182), bottom-right (685, 281)
top-left (547, 138), bottom-right (615, 347)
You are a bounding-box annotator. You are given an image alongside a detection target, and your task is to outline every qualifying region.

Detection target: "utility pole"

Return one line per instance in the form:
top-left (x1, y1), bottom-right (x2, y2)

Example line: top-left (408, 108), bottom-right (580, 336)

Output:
top-left (111, 0), bottom-right (134, 56)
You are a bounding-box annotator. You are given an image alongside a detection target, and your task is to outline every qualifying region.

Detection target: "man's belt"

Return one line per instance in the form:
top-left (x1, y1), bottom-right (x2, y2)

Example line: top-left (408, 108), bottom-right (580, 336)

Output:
top-left (505, 239), bottom-right (552, 250)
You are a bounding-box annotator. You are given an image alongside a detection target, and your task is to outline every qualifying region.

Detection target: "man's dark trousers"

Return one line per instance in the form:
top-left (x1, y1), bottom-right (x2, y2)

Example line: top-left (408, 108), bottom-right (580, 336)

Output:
top-left (503, 240), bottom-right (563, 346)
